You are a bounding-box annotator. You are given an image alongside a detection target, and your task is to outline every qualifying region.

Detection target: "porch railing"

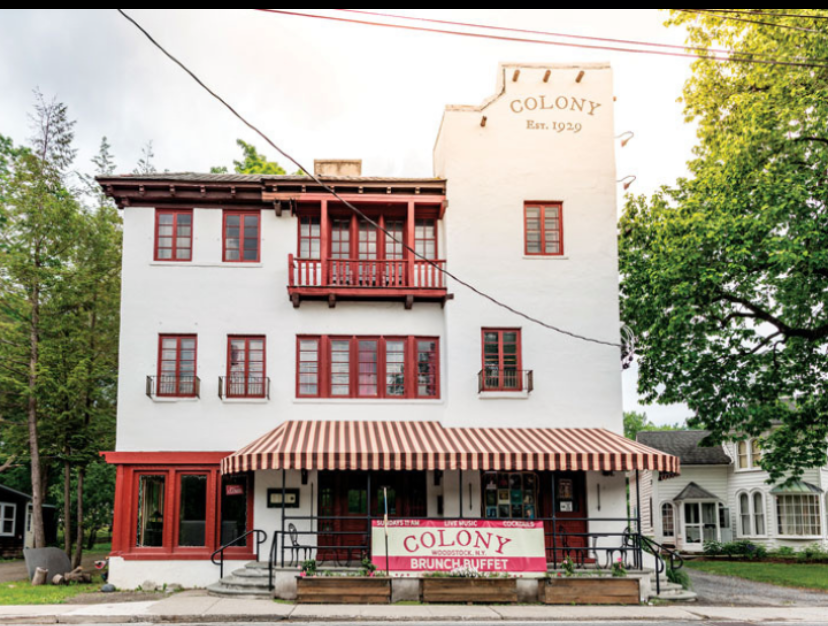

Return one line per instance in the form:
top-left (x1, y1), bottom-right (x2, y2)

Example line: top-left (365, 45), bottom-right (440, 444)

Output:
top-left (478, 369), bottom-right (534, 393)
top-left (211, 529), bottom-right (268, 581)
top-left (289, 256), bottom-right (447, 290)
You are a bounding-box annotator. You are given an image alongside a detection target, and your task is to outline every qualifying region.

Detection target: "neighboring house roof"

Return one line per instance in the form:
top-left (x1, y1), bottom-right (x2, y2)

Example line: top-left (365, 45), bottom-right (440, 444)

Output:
top-left (674, 482), bottom-right (723, 502)
top-left (0, 484), bottom-right (33, 501)
top-left (636, 431), bottom-right (731, 466)
top-left (771, 480), bottom-right (824, 495)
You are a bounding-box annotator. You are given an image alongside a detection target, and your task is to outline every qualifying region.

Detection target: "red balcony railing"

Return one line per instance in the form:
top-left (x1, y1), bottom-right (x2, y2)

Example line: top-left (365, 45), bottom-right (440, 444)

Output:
top-left (289, 256), bottom-right (446, 290)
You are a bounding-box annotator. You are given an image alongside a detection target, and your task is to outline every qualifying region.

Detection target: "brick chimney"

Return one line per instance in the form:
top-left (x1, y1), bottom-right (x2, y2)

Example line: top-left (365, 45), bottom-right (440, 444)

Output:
top-left (314, 159), bottom-right (363, 177)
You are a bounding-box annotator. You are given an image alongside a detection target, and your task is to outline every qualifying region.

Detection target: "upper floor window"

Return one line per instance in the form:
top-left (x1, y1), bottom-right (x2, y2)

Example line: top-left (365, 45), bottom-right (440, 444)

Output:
top-left (227, 337), bottom-right (266, 398)
top-left (525, 203), bottom-right (563, 256)
top-left (297, 336), bottom-right (440, 400)
top-left (738, 439), bottom-right (763, 470)
top-left (158, 335), bottom-right (198, 398)
top-left (155, 210), bottom-right (193, 262)
top-left (300, 216), bottom-right (322, 260)
top-left (223, 211), bottom-right (261, 263)
top-left (481, 329), bottom-right (523, 392)
top-left (415, 219), bottom-right (438, 260)
top-left (0, 503), bottom-right (15, 537)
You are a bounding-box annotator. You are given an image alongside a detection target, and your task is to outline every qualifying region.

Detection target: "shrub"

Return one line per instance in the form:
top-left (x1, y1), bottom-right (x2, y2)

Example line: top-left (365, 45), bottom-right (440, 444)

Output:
top-left (666, 567), bottom-right (692, 590)
top-left (773, 546), bottom-right (796, 559)
top-left (703, 541), bottom-right (723, 556)
top-left (798, 544), bottom-right (828, 563)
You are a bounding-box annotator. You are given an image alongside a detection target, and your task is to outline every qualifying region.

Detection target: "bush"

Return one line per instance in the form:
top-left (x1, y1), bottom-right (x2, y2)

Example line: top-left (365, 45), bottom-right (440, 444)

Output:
top-left (798, 544), bottom-right (828, 563)
top-left (703, 541), bottom-right (723, 556)
top-left (773, 546), bottom-right (796, 559)
top-left (704, 541), bottom-right (767, 561)
top-left (667, 567), bottom-right (692, 590)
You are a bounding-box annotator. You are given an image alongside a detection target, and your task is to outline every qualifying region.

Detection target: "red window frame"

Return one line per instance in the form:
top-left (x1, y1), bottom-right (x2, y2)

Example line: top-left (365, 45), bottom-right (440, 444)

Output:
top-left (154, 209), bottom-right (193, 262)
top-left (223, 211), bottom-right (261, 263)
top-left (481, 329), bottom-right (523, 392)
top-left (107, 455), bottom-right (255, 561)
top-left (297, 337), bottom-right (321, 398)
top-left (226, 336), bottom-right (267, 399)
top-left (296, 336), bottom-right (440, 400)
top-left (414, 219), bottom-right (438, 260)
top-left (524, 203), bottom-right (564, 257)
top-left (157, 335), bottom-right (198, 398)
top-left (299, 215), bottom-right (322, 260)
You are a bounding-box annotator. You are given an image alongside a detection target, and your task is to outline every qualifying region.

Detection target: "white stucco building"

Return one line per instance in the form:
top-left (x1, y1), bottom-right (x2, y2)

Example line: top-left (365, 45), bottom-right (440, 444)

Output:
top-left (633, 431), bottom-right (828, 553)
top-left (100, 62), bottom-right (678, 594)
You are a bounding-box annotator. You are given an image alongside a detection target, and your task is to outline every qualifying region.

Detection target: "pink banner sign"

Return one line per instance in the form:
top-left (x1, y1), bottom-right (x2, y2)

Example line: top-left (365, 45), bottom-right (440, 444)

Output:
top-left (371, 520), bottom-right (547, 576)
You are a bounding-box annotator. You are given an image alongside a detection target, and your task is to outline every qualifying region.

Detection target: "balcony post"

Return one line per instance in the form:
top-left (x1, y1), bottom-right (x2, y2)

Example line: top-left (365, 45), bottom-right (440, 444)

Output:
top-left (320, 200), bottom-right (330, 286)
top-left (406, 201), bottom-right (415, 288)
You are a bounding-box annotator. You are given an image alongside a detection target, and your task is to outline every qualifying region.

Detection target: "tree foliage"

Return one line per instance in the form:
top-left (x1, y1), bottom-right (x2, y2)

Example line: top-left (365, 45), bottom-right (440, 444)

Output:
top-left (211, 139), bottom-right (302, 175)
top-left (620, 10), bottom-right (828, 482)
top-left (623, 412), bottom-right (689, 442)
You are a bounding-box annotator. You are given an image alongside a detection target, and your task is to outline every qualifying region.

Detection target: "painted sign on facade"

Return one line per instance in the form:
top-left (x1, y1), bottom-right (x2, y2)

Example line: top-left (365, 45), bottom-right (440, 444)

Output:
top-left (371, 520), bottom-right (546, 576)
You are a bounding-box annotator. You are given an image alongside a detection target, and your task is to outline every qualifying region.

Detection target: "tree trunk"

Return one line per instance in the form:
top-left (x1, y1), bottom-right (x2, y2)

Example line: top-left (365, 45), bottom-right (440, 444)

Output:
top-left (28, 274), bottom-right (46, 549)
top-left (86, 526), bottom-right (99, 552)
top-left (63, 461), bottom-right (73, 560)
top-left (73, 467), bottom-right (85, 569)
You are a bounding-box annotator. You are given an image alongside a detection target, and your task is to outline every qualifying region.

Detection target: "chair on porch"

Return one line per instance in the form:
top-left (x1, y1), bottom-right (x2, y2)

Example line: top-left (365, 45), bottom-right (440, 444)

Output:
top-left (288, 523), bottom-right (314, 567)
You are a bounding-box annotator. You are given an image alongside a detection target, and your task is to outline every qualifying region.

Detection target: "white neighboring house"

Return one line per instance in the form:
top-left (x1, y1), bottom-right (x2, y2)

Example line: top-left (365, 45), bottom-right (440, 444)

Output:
top-left (632, 431), bottom-right (828, 553)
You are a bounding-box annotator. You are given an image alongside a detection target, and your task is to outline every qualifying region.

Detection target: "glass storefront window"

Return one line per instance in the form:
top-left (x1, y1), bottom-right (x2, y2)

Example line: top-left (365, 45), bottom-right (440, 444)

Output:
top-left (137, 475), bottom-right (166, 548)
top-left (179, 475), bottom-right (208, 547)
top-left (483, 472), bottom-right (538, 520)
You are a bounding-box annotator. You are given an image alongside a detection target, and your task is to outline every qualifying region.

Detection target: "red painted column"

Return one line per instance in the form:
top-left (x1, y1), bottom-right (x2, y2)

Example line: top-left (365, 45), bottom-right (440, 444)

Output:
top-left (407, 201), bottom-right (416, 287)
top-left (320, 200), bottom-right (330, 286)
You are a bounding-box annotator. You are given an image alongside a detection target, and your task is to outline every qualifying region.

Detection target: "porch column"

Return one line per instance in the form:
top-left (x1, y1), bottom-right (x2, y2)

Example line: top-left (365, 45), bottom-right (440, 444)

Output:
top-left (406, 201), bottom-right (416, 287)
top-left (320, 200), bottom-right (330, 285)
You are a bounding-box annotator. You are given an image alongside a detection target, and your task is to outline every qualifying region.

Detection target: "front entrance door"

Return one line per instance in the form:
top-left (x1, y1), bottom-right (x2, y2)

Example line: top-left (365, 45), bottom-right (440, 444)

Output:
top-left (683, 501), bottom-right (720, 551)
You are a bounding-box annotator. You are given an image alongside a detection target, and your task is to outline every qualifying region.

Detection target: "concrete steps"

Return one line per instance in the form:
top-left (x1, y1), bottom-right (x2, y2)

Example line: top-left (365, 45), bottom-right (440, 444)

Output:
top-left (207, 562), bottom-right (273, 599)
top-left (650, 573), bottom-right (698, 603)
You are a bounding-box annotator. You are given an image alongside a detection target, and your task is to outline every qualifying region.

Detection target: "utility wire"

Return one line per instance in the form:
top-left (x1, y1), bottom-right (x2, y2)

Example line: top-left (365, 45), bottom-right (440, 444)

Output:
top-left (331, 8), bottom-right (769, 61)
top-left (675, 9), bottom-right (822, 34)
top-left (115, 9), bottom-right (623, 349)
top-left (688, 9), bottom-right (828, 21)
top-left (254, 9), bottom-right (828, 69)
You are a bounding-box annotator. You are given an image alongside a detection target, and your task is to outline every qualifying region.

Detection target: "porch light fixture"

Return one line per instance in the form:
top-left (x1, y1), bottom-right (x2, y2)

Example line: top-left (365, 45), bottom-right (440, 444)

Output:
top-left (616, 131), bottom-right (635, 148)
top-left (576, 70), bottom-right (586, 83)
top-left (543, 70), bottom-right (551, 83)
top-left (512, 69), bottom-right (521, 82)
top-left (618, 176), bottom-right (637, 191)
top-left (301, 469), bottom-right (309, 485)
top-left (481, 116), bottom-right (488, 128)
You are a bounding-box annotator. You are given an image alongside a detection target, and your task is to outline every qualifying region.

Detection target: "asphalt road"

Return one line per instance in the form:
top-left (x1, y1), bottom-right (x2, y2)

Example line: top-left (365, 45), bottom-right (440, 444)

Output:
top-left (688, 568), bottom-right (828, 607)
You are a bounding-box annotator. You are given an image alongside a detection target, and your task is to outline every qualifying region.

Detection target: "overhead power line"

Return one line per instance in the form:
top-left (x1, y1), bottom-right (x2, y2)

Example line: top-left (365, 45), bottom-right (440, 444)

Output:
top-left (115, 9), bottom-right (624, 350)
top-left (675, 9), bottom-right (822, 34)
top-left (254, 9), bottom-right (828, 69)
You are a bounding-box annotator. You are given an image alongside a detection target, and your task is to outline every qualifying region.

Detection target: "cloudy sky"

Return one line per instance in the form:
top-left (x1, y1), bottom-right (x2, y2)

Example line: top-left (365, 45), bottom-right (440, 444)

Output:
top-left (0, 9), bottom-right (699, 425)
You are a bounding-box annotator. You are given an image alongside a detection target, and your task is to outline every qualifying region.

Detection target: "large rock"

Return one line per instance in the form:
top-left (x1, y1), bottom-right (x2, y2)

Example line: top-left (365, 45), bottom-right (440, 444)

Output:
top-left (23, 548), bottom-right (72, 582)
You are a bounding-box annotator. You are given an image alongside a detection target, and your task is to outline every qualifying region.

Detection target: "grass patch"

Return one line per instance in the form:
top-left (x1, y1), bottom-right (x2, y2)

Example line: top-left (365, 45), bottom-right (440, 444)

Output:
top-left (0, 579), bottom-right (102, 606)
top-left (685, 561), bottom-right (828, 592)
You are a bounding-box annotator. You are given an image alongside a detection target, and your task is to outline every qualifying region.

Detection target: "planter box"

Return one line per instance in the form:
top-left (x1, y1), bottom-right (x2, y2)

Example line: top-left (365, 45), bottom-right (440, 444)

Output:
top-left (296, 577), bottom-right (392, 605)
top-left (539, 577), bottom-right (640, 606)
top-left (422, 578), bottom-right (518, 604)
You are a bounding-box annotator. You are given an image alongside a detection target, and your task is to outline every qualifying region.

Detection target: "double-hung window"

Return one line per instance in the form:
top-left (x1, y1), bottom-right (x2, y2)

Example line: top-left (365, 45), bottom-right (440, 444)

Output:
top-left (297, 336), bottom-right (440, 400)
top-left (0, 503), bottom-right (15, 537)
top-left (524, 203), bottom-right (563, 256)
top-left (155, 210), bottom-right (193, 262)
top-left (482, 329), bottom-right (523, 392)
top-left (158, 335), bottom-right (198, 397)
top-left (223, 211), bottom-right (261, 263)
top-left (227, 337), bottom-right (266, 398)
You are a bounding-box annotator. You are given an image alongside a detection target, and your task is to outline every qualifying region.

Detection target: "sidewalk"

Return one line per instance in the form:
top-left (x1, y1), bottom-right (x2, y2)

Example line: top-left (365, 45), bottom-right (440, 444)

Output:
top-left (1, 592), bottom-right (828, 625)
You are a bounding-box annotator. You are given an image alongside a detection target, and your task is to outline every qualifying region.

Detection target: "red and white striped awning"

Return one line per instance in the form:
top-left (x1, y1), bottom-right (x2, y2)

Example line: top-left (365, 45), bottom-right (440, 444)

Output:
top-left (221, 421), bottom-right (680, 475)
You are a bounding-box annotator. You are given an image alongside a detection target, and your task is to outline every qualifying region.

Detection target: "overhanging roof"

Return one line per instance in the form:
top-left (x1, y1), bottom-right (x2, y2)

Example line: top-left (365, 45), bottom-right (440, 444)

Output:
top-left (771, 481), bottom-right (823, 495)
top-left (221, 420), bottom-right (681, 476)
top-left (637, 431), bottom-right (731, 466)
top-left (674, 482), bottom-right (722, 502)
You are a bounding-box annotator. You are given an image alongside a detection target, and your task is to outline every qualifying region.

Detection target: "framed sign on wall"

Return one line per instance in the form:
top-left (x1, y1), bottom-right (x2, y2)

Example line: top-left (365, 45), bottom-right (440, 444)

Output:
top-left (267, 488), bottom-right (300, 509)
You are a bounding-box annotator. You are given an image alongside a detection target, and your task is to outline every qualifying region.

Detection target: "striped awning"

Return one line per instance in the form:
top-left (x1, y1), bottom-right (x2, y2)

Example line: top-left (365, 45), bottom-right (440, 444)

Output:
top-left (221, 421), bottom-right (680, 475)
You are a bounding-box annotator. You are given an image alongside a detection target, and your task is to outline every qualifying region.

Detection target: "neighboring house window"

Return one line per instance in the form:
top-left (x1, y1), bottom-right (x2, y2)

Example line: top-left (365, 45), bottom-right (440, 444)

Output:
top-left (738, 442), bottom-right (750, 470)
top-left (158, 335), bottom-right (198, 397)
top-left (776, 494), bottom-right (823, 537)
top-left (753, 492), bottom-right (766, 536)
top-left (0, 503), bottom-right (16, 537)
top-left (297, 336), bottom-right (440, 399)
top-left (223, 211), bottom-right (261, 263)
top-left (227, 337), bottom-right (266, 398)
top-left (738, 439), bottom-right (763, 470)
top-left (525, 203), bottom-right (563, 256)
top-left (482, 329), bottom-right (523, 391)
top-left (751, 439), bottom-right (763, 468)
top-left (740, 493), bottom-right (752, 536)
top-left (661, 503), bottom-right (675, 538)
top-left (155, 210), bottom-right (193, 262)
top-left (300, 216), bottom-right (321, 259)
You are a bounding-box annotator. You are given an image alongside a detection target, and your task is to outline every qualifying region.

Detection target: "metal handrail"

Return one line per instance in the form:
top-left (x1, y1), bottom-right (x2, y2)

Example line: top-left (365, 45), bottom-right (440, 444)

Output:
top-left (218, 376), bottom-right (271, 400)
top-left (210, 530), bottom-right (268, 581)
top-left (146, 375), bottom-right (201, 399)
top-left (478, 369), bottom-right (534, 393)
top-left (637, 534), bottom-right (684, 597)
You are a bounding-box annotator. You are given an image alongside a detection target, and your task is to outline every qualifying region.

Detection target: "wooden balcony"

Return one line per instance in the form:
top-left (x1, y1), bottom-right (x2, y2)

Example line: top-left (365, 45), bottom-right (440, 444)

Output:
top-left (288, 255), bottom-right (450, 308)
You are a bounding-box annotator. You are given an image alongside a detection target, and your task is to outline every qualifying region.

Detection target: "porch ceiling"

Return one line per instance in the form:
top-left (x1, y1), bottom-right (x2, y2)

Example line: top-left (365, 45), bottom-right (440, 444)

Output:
top-left (221, 421), bottom-right (681, 476)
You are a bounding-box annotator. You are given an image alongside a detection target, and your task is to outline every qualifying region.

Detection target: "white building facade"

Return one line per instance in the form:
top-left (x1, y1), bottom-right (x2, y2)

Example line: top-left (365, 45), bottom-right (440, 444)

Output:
top-left (101, 63), bottom-right (677, 591)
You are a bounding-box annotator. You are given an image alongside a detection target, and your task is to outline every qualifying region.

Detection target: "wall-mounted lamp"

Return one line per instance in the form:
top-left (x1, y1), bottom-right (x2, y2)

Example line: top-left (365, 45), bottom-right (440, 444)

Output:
top-left (301, 469), bottom-right (309, 486)
top-left (576, 70), bottom-right (586, 83)
top-left (513, 69), bottom-right (521, 82)
top-left (618, 176), bottom-right (637, 191)
top-left (616, 131), bottom-right (635, 148)
top-left (480, 116), bottom-right (488, 128)
top-left (543, 70), bottom-right (551, 83)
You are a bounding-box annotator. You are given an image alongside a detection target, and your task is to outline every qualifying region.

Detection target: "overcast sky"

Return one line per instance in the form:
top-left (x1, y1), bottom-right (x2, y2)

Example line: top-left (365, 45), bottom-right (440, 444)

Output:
top-left (0, 9), bottom-right (698, 425)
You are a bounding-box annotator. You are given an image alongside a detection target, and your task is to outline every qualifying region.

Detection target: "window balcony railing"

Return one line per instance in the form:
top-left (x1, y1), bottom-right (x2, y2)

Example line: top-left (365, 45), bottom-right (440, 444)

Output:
top-left (288, 255), bottom-right (450, 308)
top-left (218, 376), bottom-right (271, 400)
top-left (478, 369), bottom-right (534, 394)
top-left (146, 375), bottom-right (201, 399)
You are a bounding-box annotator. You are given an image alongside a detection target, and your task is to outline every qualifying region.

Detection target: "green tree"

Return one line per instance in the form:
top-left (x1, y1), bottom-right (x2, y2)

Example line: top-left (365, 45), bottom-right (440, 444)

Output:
top-left (620, 10), bottom-right (828, 482)
top-left (212, 139), bottom-right (303, 175)
top-left (623, 412), bottom-right (687, 442)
